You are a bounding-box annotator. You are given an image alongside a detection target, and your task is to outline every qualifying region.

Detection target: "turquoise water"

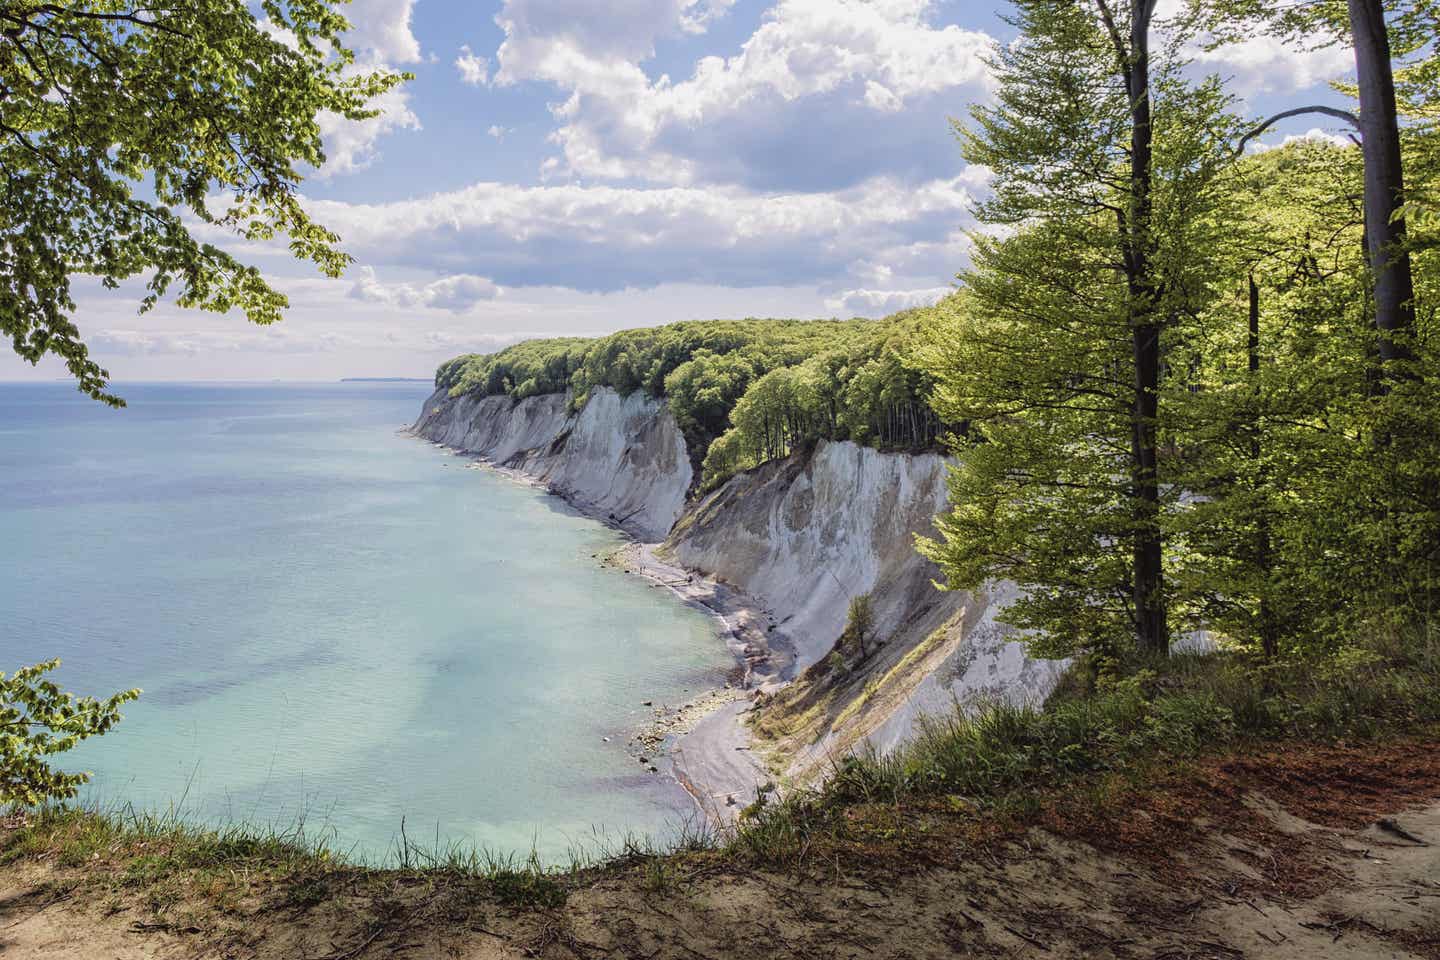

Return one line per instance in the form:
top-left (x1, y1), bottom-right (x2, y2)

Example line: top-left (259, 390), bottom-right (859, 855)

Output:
top-left (0, 382), bottom-right (730, 861)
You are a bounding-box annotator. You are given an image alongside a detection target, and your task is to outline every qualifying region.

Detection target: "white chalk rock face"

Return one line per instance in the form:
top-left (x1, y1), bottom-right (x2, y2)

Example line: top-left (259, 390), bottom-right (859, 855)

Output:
top-left (412, 386), bottom-right (691, 541)
top-left (665, 441), bottom-right (953, 670)
top-left (415, 389), bottom-right (1069, 774)
top-left (662, 440), bottom-right (1068, 769)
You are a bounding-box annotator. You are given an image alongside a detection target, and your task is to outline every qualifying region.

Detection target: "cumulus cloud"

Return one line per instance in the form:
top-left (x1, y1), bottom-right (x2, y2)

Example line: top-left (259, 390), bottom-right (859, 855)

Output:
top-left (309, 173), bottom-right (981, 292)
top-left (298, 0), bottom-right (424, 178)
top-left (1247, 127), bottom-right (1354, 153)
top-left (487, 124), bottom-right (512, 140)
top-left (316, 81), bottom-right (421, 178)
top-left (1188, 35), bottom-right (1352, 95)
top-left (343, 0), bottom-right (422, 63)
top-left (489, 0), bottom-right (993, 189)
top-left (825, 286), bottom-right (952, 316)
top-left (349, 268), bottom-right (504, 312)
top-left (455, 45), bottom-right (491, 86)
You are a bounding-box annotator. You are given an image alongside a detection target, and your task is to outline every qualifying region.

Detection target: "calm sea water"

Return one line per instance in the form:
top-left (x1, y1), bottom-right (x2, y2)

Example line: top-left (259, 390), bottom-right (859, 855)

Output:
top-left (0, 382), bottom-right (729, 861)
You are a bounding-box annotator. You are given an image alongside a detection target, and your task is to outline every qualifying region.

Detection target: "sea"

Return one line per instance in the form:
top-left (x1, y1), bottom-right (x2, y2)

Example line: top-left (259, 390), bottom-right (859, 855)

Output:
top-left (0, 381), bottom-right (731, 862)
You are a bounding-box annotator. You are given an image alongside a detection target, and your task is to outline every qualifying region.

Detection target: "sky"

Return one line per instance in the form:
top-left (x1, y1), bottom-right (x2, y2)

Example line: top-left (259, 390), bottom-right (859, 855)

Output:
top-left (4, 0), bottom-right (1360, 383)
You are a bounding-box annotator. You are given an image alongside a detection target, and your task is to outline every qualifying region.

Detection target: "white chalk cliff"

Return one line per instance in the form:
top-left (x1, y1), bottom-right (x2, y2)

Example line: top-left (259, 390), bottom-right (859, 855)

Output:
top-left (413, 386), bottom-right (1066, 780)
top-left (414, 385), bottom-right (691, 542)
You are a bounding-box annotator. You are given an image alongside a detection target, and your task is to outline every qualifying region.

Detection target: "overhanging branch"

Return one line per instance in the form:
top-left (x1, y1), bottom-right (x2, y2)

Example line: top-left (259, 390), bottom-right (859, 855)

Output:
top-left (1237, 105), bottom-right (1361, 156)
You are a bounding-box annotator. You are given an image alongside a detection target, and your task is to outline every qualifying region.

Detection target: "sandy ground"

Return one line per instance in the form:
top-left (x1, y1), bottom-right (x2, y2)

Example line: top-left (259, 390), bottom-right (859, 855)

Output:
top-left (3, 740), bottom-right (1438, 959)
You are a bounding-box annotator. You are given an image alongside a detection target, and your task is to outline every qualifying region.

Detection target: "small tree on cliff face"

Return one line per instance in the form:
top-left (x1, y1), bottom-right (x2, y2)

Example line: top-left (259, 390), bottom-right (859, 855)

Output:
top-left (845, 594), bottom-right (875, 660)
top-left (2, 660), bottom-right (139, 807)
top-left (0, 0), bottom-right (406, 405)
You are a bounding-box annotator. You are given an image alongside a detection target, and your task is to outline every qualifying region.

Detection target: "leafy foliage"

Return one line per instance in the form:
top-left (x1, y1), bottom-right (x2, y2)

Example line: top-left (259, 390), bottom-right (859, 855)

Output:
top-left (917, 2), bottom-right (1242, 662)
top-left (923, 17), bottom-right (1439, 665)
top-left (1, 660), bottom-right (139, 807)
top-left (0, 0), bottom-right (406, 404)
top-left (435, 314), bottom-right (950, 486)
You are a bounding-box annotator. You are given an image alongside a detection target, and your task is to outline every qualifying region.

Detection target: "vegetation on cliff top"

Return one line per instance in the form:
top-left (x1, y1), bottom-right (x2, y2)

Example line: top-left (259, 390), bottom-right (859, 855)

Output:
top-left (434, 313), bottom-right (948, 487)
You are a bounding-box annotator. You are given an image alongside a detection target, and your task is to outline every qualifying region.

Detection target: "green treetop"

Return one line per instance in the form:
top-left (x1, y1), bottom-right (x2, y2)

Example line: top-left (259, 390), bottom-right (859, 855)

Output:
top-left (1, 0), bottom-right (405, 404)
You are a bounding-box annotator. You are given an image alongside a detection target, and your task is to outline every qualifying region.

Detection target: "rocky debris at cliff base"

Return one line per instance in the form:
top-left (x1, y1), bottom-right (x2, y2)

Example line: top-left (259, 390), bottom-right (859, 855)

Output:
top-left (629, 686), bottom-right (749, 759)
top-left (608, 541), bottom-right (793, 692)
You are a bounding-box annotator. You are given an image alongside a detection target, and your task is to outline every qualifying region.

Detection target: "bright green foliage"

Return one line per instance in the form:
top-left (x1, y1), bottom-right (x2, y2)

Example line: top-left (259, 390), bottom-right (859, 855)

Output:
top-left (924, 132), bottom-right (1438, 663)
top-left (436, 315), bottom-right (949, 486)
top-left (1167, 139), bottom-right (1440, 657)
top-left (1167, 144), bottom-right (1373, 656)
top-left (1, 660), bottom-right (140, 807)
top-left (699, 323), bottom-right (939, 485)
top-left (1, 0), bottom-right (406, 405)
top-left (436, 320), bottom-right (859, 409)
top-left (916, 2), bottom-right (1242, 662)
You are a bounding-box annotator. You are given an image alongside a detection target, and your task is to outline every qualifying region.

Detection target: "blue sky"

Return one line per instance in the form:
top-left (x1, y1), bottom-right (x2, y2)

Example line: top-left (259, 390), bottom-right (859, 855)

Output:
top-left (4, 0), bottom-right (1359, 382)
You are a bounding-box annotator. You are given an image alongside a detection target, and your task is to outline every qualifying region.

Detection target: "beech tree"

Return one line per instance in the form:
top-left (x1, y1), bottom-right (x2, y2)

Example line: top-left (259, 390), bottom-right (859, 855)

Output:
top-left (919, 1), bottom-right (1238, 661)
top-left (1200, 0), bottom-right (1435, 371)
top-left (2, 660), bottom-right (139, 807)
top-left (0, 0), bottom-right (405, 404)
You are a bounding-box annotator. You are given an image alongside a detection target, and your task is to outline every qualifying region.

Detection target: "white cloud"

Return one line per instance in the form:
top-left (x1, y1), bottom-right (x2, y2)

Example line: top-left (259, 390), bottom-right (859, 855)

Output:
top-left (308, 172), bottom-right (981, 292)
top-left (455, 45), bottom-right (491, 86)
top-left (350, 268), bottom-right (504, 312)
top-left (1247, 126), bottom-right (1354, 153)
top-left (679, 0), bottom-right (736, 33)
top-left (316, 80), bottom-right (421, 178)
top-left (1186, 34), bottom-right (1352, 96)
top-left (825, 286), bottom-right (951, 316)
top-left (343, 0), bottom-right (422, 63)
top-left (490, 0), bottom-right (994, 188)
top-left (487, 124), bottom-right (512, 140)
top-left (305, 0), bottom-right (424, 177)
top-left (90, 328), bottom-right (358, 356)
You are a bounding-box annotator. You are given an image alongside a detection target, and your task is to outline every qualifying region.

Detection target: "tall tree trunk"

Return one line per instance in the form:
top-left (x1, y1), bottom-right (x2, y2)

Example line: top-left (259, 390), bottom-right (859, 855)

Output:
top-left (1348, 0), bottom-right (1416, 366)
top-left (1248, 275), bottom-right (1277, 659)
top-left (1125, 0), bottom-right (1168, 657)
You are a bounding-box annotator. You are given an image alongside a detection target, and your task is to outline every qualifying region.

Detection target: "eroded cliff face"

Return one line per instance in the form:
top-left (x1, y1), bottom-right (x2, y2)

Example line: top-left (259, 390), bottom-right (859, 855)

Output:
top-left (660, 441), bottom-right (1067, 778)
top-left (413, 386), bottom-right (691, 542)
top-left (413, 388), bottom-right (1066, 781)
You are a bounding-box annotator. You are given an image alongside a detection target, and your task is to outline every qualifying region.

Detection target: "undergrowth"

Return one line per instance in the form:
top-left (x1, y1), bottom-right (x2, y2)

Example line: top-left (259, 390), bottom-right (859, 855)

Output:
top-left (727, 622), bottom-right (1440, 865)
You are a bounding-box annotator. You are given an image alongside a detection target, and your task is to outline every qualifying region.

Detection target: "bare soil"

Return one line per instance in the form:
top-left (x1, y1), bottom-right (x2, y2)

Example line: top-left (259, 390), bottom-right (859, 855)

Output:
top-left (3, 738), bottom-right (1438, 959)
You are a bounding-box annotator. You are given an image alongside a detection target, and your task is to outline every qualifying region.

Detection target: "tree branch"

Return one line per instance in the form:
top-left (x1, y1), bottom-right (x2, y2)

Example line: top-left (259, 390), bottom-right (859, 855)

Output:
top-left (1090, 0), bottom-right (1131, 82)
top-left (1236, 105), bottom-right (1361, 156)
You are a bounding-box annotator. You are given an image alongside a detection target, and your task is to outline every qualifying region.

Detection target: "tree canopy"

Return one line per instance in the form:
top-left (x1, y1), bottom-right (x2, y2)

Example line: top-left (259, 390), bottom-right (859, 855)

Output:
top-left (0, 0), bottom-right (404, 405)
top-left (921, 0), bottom-right (1438, 667)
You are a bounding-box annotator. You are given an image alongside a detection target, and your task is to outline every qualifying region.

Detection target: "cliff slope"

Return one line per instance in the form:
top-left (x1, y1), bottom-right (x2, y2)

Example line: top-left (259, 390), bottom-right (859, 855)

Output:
top-left (414, 385), bottom-right (691, 542)
top-left (661, 440), bottom-right (1066, 778)
top-left (414, 388), bottom-right (1066, 783)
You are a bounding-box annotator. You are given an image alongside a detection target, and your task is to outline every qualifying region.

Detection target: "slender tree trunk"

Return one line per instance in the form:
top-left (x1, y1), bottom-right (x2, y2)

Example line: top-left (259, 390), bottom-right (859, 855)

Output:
top-left (1125, 0), bottom-right (1168, 657)
top-left (1248, 275), bottom-right (1277, 659)
top-left (1348, 0), bottom-right (1416, 366)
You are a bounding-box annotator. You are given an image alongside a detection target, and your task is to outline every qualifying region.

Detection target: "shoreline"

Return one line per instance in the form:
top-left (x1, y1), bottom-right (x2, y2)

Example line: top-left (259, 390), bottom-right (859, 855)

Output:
top-left (405, 429), bottom-right (782, 821)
